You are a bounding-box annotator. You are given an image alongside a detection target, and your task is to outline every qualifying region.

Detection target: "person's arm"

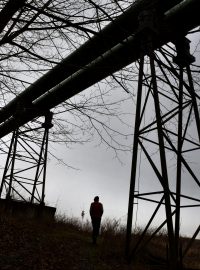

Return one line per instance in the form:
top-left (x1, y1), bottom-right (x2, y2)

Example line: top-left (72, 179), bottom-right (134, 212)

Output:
top-left (89, 203), bottom-right (92, 217)
top-left (101, 203), bottom-right (104, 216)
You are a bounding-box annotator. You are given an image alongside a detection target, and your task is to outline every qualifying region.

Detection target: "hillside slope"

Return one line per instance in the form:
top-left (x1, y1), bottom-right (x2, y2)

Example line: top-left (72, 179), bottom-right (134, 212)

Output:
top-left (0, 216), bottom-right (136, 270)
top-left (0, 216), bottom-right (199, 270)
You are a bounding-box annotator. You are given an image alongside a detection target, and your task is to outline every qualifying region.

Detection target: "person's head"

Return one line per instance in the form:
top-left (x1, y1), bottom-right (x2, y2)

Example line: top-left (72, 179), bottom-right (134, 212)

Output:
top-left (94, 196), bottom-right (99, 202)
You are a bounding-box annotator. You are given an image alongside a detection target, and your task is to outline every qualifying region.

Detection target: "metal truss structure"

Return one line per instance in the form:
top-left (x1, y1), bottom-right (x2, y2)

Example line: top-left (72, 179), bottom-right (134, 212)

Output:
top-left (0, 112), bottom-right (53, 204)
top-left (125, 32), bottom-right (200, 268)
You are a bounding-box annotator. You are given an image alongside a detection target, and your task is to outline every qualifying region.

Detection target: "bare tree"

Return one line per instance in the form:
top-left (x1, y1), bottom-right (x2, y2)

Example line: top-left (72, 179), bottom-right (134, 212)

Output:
top-left (0, 0), bottom-right (135, 164)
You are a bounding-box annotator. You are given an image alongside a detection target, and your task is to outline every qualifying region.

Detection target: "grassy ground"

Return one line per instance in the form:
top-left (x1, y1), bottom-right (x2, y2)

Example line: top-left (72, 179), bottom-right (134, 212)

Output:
top-left (0, 215), bottom-right (199, 270)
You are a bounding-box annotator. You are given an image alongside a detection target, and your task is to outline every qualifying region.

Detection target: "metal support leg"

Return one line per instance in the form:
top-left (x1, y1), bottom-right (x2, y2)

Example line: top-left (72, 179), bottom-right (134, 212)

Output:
top-left (149, 49), bottom-right (176, 268)
top-left (125, 56), bottom-right (144, 257)
top-left (31, 112), bottom-right (53, 204)
top-left (30, 129), bottom-right (47, 204)
top-left (41, 129), bottom-right (49, 204)
top-left (0, 131), bottom-right (15, 197)
top-left (175, 67), bottom-right (183, 258)
top-left (7, 129), bottom-right (18, 199)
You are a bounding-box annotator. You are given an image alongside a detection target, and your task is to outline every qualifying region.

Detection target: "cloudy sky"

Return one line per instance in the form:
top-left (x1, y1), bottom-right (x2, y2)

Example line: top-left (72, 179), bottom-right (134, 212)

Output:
top-left (39, 32), bottom-right (200, 240)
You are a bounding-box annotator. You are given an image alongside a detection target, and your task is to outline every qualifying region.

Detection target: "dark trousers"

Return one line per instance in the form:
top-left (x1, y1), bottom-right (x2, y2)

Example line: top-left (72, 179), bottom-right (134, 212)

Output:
top-left (91, 217), bottom-right (101, 244)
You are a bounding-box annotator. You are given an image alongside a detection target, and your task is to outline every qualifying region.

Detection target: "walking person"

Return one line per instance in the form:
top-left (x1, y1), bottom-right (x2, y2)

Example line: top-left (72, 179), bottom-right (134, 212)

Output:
top-left (90, 196), bottom-right (103, 244)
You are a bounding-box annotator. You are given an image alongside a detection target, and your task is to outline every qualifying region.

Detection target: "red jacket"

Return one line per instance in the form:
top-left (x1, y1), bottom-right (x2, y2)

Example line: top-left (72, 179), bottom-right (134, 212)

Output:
top-left (90, 202), bottom-right (103, 219)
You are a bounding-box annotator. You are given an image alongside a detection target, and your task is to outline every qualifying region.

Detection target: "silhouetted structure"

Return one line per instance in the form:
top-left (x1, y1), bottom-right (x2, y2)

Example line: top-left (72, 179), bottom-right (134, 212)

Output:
top-left (0, 112), bottom-right (55, 220)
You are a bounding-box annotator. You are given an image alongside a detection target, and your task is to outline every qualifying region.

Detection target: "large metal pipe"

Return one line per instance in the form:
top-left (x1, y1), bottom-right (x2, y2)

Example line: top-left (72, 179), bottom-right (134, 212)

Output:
top-left (0, 0), bottom-right (183, 124)
top-left (0, 0), bottom-right (199, 138)
top-left (20, 0), bottom-right (200, 108)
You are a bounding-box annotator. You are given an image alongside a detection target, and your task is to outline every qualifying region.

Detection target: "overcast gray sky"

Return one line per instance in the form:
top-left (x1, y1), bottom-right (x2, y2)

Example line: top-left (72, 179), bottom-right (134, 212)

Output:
top-left (41, 32), bottom-right (200, 240)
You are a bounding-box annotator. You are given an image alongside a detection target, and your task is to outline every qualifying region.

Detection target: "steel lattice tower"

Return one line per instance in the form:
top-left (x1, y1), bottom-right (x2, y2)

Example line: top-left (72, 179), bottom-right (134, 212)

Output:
top-left (0, 112), bottom-right (53, 204)
top-left (125, 11), bottom-right (200, 269)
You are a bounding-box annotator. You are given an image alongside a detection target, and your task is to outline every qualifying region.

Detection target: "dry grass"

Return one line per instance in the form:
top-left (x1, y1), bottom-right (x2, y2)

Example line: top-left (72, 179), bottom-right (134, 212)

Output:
top-left (0, 214), bottom-right (199, 270)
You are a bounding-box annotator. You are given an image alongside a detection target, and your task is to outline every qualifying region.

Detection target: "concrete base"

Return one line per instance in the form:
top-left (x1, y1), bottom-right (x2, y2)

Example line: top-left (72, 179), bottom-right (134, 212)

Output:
top-left (0, 199), bottom-right (56, 221)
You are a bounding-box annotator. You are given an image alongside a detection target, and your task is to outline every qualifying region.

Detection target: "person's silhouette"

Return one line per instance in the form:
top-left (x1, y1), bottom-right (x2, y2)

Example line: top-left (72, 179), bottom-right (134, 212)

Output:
top-left (90, 196), bottom-right (103, 244)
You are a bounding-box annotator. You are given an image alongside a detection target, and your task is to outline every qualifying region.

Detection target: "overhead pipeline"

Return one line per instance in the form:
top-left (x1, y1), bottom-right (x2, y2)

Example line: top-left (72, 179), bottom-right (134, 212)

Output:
top-left (0, 0), bottom-right (183, 125)
top-left (0, 0), bottom-right (199, 138)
